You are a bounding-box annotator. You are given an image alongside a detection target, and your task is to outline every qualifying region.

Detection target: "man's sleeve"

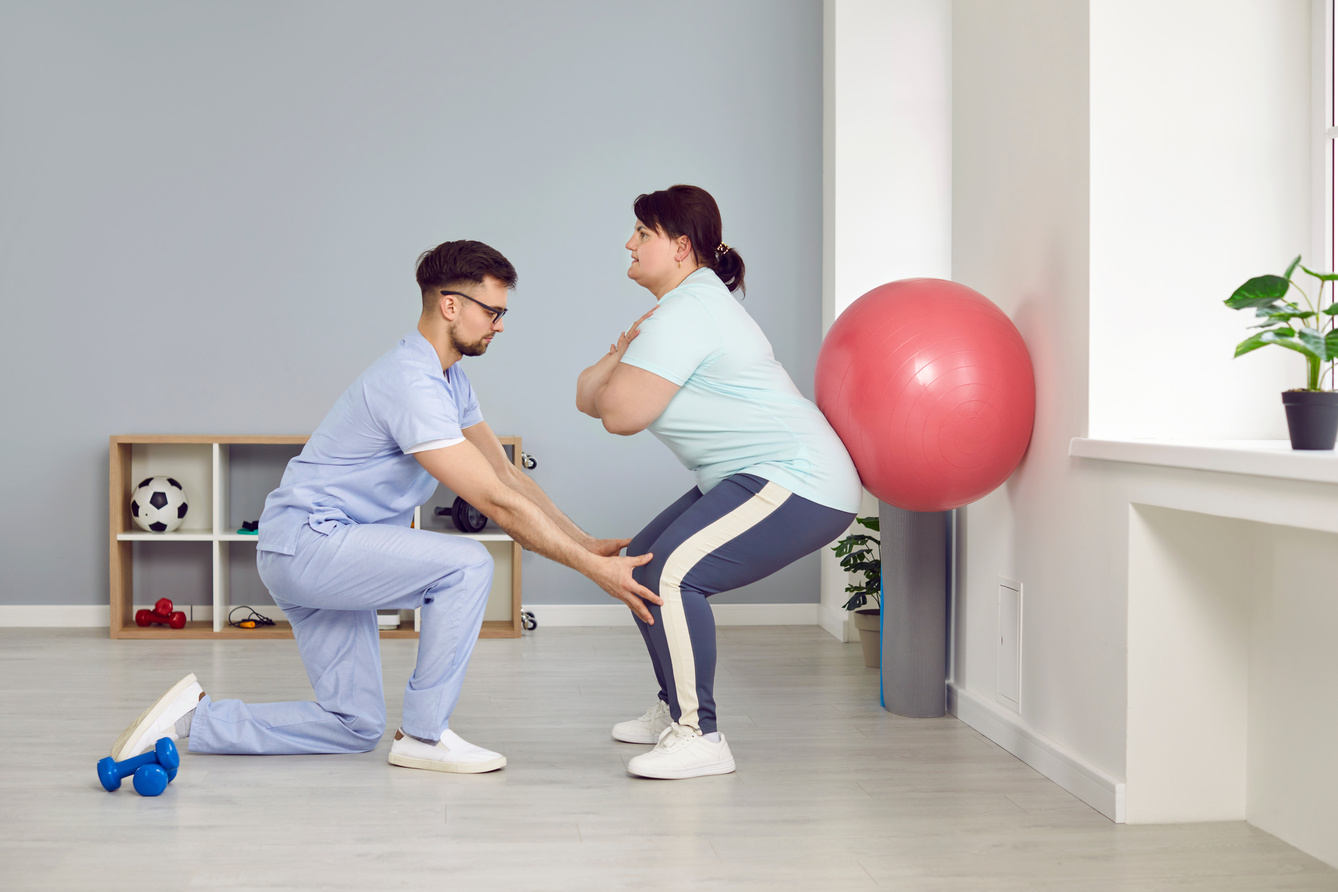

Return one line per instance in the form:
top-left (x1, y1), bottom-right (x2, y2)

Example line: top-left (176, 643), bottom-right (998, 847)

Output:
top-left (621, 297), bottom-right (718, 385)
top-left (364, 366), bottom-right (464, 454)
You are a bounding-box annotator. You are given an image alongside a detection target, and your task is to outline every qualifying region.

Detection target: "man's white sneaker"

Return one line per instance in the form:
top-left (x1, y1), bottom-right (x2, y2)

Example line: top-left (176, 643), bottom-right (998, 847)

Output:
top-left (388, 729), bottom-right (506, 773)
top-left (626, 722), bottom-right (736, 779)
top-left (611, 698), bottom-right (672, 744)
top-left (111, 673), bottom-right (205, 761)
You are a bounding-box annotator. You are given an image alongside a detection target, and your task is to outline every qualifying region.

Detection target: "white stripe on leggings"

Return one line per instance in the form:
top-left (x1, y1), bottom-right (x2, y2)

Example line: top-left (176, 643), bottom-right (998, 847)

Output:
top-left (659, 481), bottom-right (791, 731)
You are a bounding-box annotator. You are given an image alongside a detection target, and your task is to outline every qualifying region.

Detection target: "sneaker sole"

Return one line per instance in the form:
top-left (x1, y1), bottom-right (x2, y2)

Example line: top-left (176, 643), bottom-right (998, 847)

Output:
top-left (388, 751), bottom-right (506, 773)
top-left (627, 758), bottom-right (736, 780)
top-left (111, 672), bottom-right (198, 761)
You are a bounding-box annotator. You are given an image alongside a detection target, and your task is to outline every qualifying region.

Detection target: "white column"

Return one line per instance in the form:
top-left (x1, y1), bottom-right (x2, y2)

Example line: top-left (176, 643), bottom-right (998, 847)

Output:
top-left (821, 0), bottom-right (953, 639)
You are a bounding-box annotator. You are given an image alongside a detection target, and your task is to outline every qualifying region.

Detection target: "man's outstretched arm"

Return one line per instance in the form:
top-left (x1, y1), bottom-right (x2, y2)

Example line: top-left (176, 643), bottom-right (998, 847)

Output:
top-left (414, 439), bottom-right (661, 622)
top-left (459, 422), bottom-right (626, 555)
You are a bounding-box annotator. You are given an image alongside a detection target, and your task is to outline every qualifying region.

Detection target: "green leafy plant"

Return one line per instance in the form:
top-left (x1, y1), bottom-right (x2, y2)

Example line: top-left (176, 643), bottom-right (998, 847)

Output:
top-left (1225, 255), bottom-right (1338, 391)
top-left (831, 516), bottom-right (880, 611)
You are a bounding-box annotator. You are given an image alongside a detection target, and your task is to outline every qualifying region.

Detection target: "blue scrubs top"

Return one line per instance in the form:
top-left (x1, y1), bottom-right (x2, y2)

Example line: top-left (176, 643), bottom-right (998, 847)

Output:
top-left (258, 330), bottom-right (483, 556)
top-left (620, 268), bottom-right (862, 513)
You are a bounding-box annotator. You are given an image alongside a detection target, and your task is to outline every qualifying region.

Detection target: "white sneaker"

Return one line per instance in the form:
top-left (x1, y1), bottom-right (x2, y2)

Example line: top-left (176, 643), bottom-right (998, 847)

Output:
top-left (388, 728), bottom-right (506, 773)
top-left (626, 722), bottom-right (736, 779)
top-left (111, 673), bottom-right (205, 761)
top-left (611, 699), bottom-right (672, 744)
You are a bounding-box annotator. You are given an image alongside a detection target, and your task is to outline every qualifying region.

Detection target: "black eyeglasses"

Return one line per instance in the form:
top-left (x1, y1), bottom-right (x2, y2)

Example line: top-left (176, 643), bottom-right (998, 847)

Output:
top-left (440, 290), bottom-right (508, 323)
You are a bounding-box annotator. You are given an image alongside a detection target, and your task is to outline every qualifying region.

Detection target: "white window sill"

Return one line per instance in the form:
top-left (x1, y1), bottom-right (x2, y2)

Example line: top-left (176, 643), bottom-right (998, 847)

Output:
top-left (1069, 438), bottom-right (1338, 485)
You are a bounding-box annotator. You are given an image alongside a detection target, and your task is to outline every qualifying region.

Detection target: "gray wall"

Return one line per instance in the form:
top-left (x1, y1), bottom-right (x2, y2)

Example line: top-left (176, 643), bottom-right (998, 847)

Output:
top-left (0, 1), bottom-right (824, 608)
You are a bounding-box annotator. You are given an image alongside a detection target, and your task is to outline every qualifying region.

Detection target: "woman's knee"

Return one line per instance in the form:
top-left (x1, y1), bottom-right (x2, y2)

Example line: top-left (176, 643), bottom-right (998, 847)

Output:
top-left (628, 527), bottom-right (657, 559)
top-left (632, 550), bottom-right (665, 593)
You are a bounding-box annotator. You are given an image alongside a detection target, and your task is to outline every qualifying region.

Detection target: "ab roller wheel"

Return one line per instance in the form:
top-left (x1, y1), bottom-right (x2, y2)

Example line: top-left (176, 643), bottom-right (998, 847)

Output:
top-left (451, 496), bottom-right (488, 533)
top-left (429, 451), bottom-right (537, 533)
top-left (433, 497), bottom-right (488, 533)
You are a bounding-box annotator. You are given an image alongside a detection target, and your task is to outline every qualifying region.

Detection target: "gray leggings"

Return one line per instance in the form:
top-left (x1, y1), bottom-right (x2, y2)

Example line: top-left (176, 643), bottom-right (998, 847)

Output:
top-left (629, 474), bottom-right (855, 734)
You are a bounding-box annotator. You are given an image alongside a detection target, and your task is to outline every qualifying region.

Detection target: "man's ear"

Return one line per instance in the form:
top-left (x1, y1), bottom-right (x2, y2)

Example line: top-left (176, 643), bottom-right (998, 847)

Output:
top-left (434, 291), bottom-right (460, 320)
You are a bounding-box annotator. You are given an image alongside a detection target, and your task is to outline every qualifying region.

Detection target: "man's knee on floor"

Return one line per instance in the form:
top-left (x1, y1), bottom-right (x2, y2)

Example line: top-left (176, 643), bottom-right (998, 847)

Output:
top-left (339, 709), bottom-right (386, 751)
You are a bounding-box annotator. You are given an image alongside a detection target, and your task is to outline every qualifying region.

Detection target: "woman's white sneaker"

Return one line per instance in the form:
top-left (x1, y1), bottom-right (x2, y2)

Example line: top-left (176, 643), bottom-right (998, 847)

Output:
top-left (626, 722), bottom-right (736, 779)
top-left (611, 698), bottom-right (672, 744)
top-left (388, 729), bottom-right (506, 773)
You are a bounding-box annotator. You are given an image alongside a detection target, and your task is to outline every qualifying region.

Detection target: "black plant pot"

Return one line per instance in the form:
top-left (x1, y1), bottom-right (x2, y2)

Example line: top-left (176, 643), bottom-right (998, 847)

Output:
top-left (1281, 390), bottom-right (1338, 450)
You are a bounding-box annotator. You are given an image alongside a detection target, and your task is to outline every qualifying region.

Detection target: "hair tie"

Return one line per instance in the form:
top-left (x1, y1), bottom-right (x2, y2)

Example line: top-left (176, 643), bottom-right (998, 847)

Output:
top-left (716, 243), bottom-right (731, 257)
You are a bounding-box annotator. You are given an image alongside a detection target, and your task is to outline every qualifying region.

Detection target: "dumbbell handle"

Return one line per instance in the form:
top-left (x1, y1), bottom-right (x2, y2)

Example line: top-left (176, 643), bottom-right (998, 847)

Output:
top-left (97, 738), bottom-right (180, 791)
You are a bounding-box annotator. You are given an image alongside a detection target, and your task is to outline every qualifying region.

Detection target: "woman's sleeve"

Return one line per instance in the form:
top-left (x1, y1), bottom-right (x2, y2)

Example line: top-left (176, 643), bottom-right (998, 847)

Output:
top-left (621, 297), bottom-right (718, 385)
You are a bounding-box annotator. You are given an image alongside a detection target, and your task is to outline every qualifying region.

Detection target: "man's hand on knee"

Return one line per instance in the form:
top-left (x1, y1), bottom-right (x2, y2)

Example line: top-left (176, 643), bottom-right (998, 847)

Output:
top-left (590, 552), bottom-right (661, 623)
top-left (587, 537), bottom-right (632, 557)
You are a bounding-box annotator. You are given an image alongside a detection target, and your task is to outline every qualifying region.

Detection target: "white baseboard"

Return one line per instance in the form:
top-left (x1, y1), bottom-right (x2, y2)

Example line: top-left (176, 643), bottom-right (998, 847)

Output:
top-left (0, 605), bottom-right (111, 627)
top-left (949, 682), bottom-right (1126, 823)
top-left (818, 603), bottom-right (852, 642)
top-left (524, 603), bottom-right (820, 627)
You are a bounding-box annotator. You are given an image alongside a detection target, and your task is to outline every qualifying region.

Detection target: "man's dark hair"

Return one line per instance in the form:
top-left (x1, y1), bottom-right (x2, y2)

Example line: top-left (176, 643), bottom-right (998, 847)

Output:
top-left (415, 240), bottom-right (517, 308)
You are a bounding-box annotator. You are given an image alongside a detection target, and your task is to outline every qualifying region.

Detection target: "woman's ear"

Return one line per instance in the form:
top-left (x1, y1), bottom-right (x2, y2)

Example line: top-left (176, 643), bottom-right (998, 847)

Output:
top-left (675, 236), bottom-right (692, 263)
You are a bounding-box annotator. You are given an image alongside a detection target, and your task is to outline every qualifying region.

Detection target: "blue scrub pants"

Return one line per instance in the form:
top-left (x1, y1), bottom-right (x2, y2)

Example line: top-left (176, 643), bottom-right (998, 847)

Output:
top-left (188, 522), bottom-right (493, 755)
top-left (629, 474), bottom-right (855, 735)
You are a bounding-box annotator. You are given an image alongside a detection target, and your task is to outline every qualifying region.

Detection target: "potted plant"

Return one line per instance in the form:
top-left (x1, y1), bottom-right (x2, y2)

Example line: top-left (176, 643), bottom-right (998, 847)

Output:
top-left (831, 516), bottom-right (881, 668)
top-left (1225, 255), bottom-right (1338, 449)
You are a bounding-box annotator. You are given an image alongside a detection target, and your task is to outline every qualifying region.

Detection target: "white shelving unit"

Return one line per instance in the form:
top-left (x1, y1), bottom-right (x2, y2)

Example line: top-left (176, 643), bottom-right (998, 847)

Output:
top-left (109, 434), bottom-right (523, 639)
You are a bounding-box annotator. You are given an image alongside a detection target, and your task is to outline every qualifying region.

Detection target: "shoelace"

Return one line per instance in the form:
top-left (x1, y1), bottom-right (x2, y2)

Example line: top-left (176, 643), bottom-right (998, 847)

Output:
top-left (655, 723), bottom-right (700, 752)
top-left (637, 701), bottom-right (669, 725)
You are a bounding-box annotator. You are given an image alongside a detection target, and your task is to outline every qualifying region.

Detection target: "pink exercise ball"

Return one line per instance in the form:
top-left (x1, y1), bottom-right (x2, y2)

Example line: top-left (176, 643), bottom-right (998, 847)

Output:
top-left (815, 278), bottom-right (1035, 512)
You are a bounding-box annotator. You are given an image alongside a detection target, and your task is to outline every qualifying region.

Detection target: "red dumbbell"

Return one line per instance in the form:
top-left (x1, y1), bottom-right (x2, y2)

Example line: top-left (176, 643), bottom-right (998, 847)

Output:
top-left (135, 597), bottom-right (187, 630)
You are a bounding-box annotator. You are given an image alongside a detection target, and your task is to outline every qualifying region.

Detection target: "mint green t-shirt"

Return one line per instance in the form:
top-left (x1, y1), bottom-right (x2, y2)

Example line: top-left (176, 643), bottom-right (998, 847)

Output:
top-left (620, 268), bottom-right (862, 513)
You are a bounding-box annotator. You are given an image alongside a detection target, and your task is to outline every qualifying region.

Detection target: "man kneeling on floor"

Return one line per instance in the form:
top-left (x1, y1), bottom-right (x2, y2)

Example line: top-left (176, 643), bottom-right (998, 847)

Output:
top-left (111, 240), bottom-right (661, 773)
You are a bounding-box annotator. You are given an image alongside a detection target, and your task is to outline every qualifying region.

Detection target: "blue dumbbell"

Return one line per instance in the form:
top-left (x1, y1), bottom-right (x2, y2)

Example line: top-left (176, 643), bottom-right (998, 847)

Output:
top-left (97, 737), bottom-right (180, 796)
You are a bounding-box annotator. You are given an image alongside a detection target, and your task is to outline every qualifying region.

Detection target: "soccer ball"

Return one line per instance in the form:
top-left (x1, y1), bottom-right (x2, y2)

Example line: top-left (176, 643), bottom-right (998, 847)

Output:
top-left (130, 476), bottom-right (189, 533)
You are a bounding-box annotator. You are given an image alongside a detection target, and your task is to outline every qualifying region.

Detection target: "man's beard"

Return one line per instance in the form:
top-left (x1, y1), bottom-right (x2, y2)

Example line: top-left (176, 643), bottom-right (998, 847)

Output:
top-left (449, 325), bottom-right (490, 357)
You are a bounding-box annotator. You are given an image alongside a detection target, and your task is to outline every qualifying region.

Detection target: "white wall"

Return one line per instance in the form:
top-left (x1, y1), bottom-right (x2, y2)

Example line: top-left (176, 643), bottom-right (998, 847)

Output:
top-left (825, 0), bottom-right (952, 326)
top-left (821, 0), bottom-right (952, 638)
top-left (951, 0), bottom-right (1338, 866)
top-left (1251, 523), bottom-right (1338, 867)
top-left (950, 0), bottom-right (1129, 795)
top-left (1089, 0), bottom-right (1310, 439)
top-left (1126, 506), bottom-right (1254, 822)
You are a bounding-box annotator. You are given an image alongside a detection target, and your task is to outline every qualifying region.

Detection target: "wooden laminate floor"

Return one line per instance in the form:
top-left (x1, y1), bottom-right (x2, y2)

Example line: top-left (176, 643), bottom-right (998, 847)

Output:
top-left (1, 625), bottom-right (1335, 891)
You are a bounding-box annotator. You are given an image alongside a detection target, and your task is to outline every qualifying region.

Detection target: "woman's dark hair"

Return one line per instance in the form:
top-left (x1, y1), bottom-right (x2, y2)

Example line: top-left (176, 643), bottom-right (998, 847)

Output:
top-left (415, 240), bottom-right (517, 305)
top-left (632, 185), bottom-right (746, 294)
